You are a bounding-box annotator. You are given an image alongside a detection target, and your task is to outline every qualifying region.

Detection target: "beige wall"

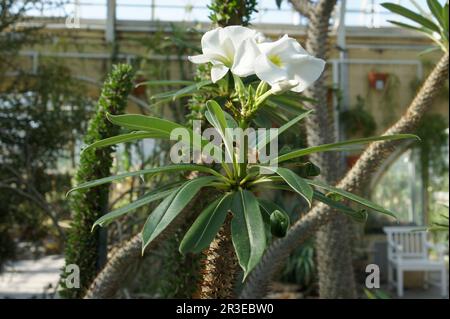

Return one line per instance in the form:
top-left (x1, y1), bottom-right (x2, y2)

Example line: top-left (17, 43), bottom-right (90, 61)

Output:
top-left (6, 20), bottom-right (449, 125)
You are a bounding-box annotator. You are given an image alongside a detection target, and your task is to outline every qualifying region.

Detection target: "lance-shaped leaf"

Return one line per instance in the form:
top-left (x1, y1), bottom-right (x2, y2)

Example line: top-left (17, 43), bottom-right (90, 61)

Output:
top-left (67, 164), bottom-right (221, 195)
top-left (256, 109), bottom-right (313, 152)
top-left (136, 80), bottom-right (194, 88)
top-left (313, 191), bottom-right (368, 223)
top-left (252, 166), bottom-right (313, 207)
top-left (381, 3), bottom-right (440, 33)
top-left (266, 94), bottom-right (311, 115)
top-left (141, 176), bottom-right (217, 253)
top-left (387, 20), bottom-right (433, 35)
top-left (205, 100), bottom-right (236, 166)
top-left (307, 179), bottom-right (396, 219)
top-left (107, 113), bottom-right (223, 162)
top-left (427, 0), bottom-right (444, 28)
top-left (150, 80), bottom-right (212, 101)
top-left (274, 134), bottom-right (418, 163)
top-left (231, 189), bottom-right (266, 280)
top-left (82, 131), bottom-right (165, 153)
top-left (179, 193), bottom-right (233, 254)
top-left (92, 187), bottom-right (177, 230)
top-left (107, 113), bottom-right (183, 135)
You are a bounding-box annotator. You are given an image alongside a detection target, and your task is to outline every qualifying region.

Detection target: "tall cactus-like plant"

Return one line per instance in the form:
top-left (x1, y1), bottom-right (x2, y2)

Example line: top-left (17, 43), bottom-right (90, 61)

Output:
top-left (60, 64), bottom-right (134, 298)
top-left (67, 29), bottom-right (414, 301)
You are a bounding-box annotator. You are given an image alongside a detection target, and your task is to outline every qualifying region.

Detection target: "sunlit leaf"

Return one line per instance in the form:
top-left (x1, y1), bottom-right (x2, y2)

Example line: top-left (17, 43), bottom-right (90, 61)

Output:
top-left (231, 189), bottom-right (266, 280)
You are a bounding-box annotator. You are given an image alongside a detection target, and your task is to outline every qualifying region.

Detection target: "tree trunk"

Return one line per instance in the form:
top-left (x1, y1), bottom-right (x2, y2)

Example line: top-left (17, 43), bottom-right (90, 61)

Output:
top-left (240, 52), bottom-right (449, 299)
top-left (196, 214), bottom-right (239, 298)
top-left (300, 0), bottom-right (356, 299)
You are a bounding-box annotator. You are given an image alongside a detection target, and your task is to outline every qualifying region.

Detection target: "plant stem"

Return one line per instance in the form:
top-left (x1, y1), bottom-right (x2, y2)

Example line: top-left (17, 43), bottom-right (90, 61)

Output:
top-left (195, 214), bottom-right (239, 299)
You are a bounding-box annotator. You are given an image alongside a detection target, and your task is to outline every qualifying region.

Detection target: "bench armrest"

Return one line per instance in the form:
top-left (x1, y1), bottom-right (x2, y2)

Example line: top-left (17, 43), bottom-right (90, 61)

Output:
top-left (426, 241), bottom-right (448, 260)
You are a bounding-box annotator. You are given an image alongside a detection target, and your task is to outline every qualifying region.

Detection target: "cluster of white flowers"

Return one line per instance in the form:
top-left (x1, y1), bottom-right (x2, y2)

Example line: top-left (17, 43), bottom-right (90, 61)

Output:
top-left (188, 26), bottom-right (326, 93)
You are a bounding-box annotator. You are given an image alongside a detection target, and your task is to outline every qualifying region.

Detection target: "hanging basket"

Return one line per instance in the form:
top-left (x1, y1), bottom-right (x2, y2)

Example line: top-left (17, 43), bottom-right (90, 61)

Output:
top-left (368, 71), bottom-right (389, 90)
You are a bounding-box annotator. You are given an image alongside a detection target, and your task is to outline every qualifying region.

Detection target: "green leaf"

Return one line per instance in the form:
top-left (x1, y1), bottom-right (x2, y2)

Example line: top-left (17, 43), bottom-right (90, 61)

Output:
top-left (67, 164), bottom-right (221, 195)
top-left (381, 3), bottom-right (440, 33)
top-left (253, 166), bottom-right (313, 207)
top-left (387, 20), bottom-right (433, 35)
top-left (419, 45), bottom-right (441, 55)
top-left (231, 189), bottom-right (266, 280)
top-left (256, 110), bottom-right (313, 152)
top-left (256, 107), bottom-right (291, 127)
top-left (427, 0), bottom-right (444, 28)
top-left (205, 100), bottom-right (236, 165)
top-left (307, 179), bottom-right (396, 219)
top-left (82, 131), bottom-right (164, 153)
top-left (266, 94), bottom-right (311, 113)
top-left (179, 193), bottom-right (233, 254)
top-left (224, 111), bottom-right (239, 128)
top-left (92, 187), bottom-right (177, 229)
top-left (150, 80), bottom-right (212, 101)
top-left (141, 176), bottom-right (218, 252)
top-left (173, 80), bottom-right (213, 100)
top-left (106, 113), bottom-right (183, 135)
top-left (107, 113), bottom-right (223, 162)
top-left (443, 3), bottom-right (449, 33)
top-left (274, 134), bottom-right (418, 163)
top-left (313, 191), bottom-right (368, 223)
top-left (136, 80), bottom-right (194, 88)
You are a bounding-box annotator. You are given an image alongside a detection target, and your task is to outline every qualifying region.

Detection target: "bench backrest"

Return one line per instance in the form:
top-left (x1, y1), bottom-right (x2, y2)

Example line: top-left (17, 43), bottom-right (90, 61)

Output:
top-left (383, 226), bottom-right (428, 260)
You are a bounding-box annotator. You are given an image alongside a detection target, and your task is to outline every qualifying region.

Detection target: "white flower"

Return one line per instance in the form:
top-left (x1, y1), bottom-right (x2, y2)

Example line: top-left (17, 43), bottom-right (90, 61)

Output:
top-left (188, 26), bottom-right (258, 82)
top-left (270, 80), bottom-right (300, 94)
top-left (254, 35), bottom-right (326, 93)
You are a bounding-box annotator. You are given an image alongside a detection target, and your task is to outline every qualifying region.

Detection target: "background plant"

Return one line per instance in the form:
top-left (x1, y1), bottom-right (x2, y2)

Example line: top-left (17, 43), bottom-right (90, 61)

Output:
top-left (60, 64), bottom-right (134, 298)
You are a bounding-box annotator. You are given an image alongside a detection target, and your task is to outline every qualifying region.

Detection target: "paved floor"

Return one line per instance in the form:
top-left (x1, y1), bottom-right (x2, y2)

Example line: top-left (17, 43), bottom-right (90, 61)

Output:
top-left (382, 285), bottom-right (448, 299)
top-left (0, 255), bottom-right (64, 299)
top-left (0, 255), bottom-right (447, 299)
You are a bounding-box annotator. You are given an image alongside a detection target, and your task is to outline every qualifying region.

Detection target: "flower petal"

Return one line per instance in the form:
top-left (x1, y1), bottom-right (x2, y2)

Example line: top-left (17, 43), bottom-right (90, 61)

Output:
top-left (211, 64), bottom-right (229, 83)
top-left (202, 27), bottom-right (224, 56)
top-left (188, 54), bottom-right (211, 64)
top-left (254, 54), bottom-right (288, 85)
top-left (257, 35), bottom-right (288, 55)
top-left (231, 38), bottom-right (260, 77)
top-left (223, 26), bottom-right (256, 50)
top-left (288, 56), bottom-right (326, 92)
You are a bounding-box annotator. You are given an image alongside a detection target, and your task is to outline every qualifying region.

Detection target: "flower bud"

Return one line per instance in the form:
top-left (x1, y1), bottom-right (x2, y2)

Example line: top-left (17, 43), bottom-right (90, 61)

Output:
top-left (270, 80), bottom-right (299, 95)
top-left (270, 210), bottom-right (290, 238)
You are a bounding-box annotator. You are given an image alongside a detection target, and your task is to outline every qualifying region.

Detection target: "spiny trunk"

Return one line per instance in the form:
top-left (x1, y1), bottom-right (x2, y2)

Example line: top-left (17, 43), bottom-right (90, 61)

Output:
top-left (196, 214), bottom-right (239, 299)
top-left (315, 215), bottom-right (356, 298)
top-left (301, 0), bottom-right (356, 299)
top-left (84, 189), bottom-right (218, 299)
top-left (240, 52), bottom-right (449, 299)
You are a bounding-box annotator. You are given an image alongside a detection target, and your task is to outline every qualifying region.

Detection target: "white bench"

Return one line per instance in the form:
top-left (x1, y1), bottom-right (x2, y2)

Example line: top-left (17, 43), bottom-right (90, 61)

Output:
top-left (384, 226), bottom-right (448, 298)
